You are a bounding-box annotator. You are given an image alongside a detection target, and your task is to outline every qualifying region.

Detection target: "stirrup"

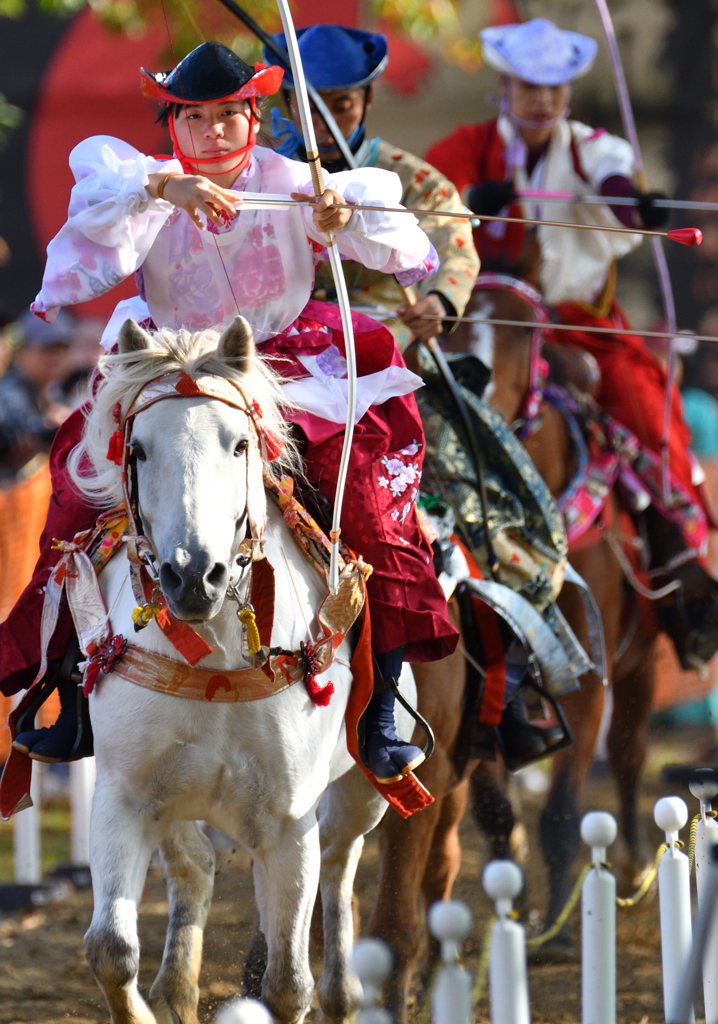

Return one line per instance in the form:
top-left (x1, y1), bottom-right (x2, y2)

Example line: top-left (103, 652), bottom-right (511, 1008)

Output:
top-left (387, 676), bottom-right (436, 765)
top-left (14, 637), bottom-right (81, 737)
top-left (494, 678), bottom-right (572, 772)
top-left (13, 638), bottom-right (92, 762)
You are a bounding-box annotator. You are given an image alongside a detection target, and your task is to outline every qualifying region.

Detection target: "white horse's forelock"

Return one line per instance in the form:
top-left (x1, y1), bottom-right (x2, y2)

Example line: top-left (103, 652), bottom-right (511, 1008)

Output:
top-left (67, 324), bottom-right (300, 507)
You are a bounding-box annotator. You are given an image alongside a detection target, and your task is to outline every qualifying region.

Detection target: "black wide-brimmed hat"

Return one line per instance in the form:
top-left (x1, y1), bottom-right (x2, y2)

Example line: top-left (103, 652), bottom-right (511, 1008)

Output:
top-left (141, 41), bottom-right (283, 105)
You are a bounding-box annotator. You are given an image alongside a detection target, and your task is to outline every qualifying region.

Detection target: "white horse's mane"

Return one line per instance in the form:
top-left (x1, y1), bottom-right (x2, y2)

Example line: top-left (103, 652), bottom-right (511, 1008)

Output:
top-left (68, 324), bottom-right (300, 507)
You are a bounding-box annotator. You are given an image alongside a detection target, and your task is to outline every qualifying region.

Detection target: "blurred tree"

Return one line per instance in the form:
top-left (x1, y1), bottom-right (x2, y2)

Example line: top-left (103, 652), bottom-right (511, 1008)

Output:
top-left (0, 93), bottom-right (22, 150)
top-left (0, 0), bottom-right (462, 58)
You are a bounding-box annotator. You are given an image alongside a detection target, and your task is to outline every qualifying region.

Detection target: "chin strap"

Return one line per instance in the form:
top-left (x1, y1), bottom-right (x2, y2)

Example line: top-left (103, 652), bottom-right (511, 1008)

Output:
top-left (168, 99), bottom-right (258, 177)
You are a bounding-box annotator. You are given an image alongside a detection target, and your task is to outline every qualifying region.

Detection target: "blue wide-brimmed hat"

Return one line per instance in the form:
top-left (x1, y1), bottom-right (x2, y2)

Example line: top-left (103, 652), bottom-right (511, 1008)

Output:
top-left (480, 18), bottom-right (597, 86)
top-left (264, 24), bottom-right (389, 91)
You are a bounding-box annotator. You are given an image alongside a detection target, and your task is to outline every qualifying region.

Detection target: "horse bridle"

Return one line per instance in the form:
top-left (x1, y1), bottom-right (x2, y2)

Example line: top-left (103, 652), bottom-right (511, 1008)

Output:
top-left (117, 370), bottom-right (273, 627)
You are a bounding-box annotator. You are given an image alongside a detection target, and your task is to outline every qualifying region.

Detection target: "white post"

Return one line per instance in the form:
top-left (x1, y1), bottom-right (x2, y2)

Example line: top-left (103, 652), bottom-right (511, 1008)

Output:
top-left (580, 811), bottom-right (617, 1024)
top-left (688, 772), bottom-right (718, 1024)
top-left (654, 796), bottom-right (694, 1024)
top-left (427, 900), bottom-right (473, 1024)
top-left (482, 862), bottom-right (530, 1024)
top-left (11, 692), bottom-right (41, 885)
top-left (70, 757), bottom-right (96, 867)
top-left (351, 938), bottom-right (393, 1024)
top-left (214, 998), bottom-right (274, 1024)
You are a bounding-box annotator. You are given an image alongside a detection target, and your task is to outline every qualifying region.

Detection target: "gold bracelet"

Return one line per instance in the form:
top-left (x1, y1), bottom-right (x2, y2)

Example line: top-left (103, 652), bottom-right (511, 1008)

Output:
top-left (156, 171), bottom-right (179, 202)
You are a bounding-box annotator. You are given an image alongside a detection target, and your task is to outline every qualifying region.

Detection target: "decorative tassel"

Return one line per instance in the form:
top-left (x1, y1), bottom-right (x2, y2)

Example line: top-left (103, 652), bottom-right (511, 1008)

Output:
top-left (263, 429), bottom-right (285, 462)
top-left (300, 640), bottom-right (334, 707)
top-left (238, 606), bottom-right (262, 656)
top-left (83, 634), bottom-right (128, 696)
top-left (106, 403), bottom-right (124, 465)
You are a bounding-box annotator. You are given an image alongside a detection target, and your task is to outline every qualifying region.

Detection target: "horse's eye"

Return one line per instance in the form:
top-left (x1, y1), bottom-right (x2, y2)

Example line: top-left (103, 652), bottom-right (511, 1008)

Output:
top-left (131, 442), bottom-right (147, 462)
top-left (234, 439), bottom-right (249, 457)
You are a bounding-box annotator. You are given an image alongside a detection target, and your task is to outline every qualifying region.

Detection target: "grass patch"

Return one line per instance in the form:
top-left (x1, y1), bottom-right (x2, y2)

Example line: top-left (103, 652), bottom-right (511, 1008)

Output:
top-left (0, 803), bottom-right (71, 881)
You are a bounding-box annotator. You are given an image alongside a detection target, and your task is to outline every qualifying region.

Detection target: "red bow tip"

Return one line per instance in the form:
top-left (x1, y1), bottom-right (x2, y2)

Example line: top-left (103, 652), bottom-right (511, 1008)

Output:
top-left (667, 228), bottom-right (702, 247)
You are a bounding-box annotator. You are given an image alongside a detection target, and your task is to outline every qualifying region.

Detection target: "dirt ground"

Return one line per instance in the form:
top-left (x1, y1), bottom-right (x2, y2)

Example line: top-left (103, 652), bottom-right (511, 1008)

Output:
top-left (0, 729), bottom-right (713, 1024)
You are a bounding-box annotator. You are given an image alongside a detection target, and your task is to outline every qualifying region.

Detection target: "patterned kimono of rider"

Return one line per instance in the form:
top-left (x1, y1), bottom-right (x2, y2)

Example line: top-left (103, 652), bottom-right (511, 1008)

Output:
top-left (425, 116), bottom-right (710, 519)
top-left (0, 138), bottom-right (459, 698)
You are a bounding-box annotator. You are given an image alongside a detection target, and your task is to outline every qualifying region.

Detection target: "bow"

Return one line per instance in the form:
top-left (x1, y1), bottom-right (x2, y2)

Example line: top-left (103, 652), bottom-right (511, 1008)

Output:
top-left (214, 0), bottom-right (358, 170)
top-left (594, 0), bottom-right (677, 503)
top-left (274, 0), bottom-right (358, 594)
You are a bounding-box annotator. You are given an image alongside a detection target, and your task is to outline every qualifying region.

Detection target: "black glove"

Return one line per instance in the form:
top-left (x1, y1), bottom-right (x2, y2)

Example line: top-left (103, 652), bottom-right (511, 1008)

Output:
top-left (467, 180), bottom-right (518, 217)
top-left (633, 189), bottom-right (670, 229)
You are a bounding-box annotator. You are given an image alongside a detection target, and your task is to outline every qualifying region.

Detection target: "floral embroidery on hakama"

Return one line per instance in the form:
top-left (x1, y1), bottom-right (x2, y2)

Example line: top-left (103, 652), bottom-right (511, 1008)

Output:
top-left (377, 441), bottom-right (423, 524)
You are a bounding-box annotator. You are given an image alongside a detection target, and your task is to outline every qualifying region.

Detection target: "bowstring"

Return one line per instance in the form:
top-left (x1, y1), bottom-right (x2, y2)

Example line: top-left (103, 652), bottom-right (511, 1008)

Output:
top-left (158, 0), bottom-right (243, 320)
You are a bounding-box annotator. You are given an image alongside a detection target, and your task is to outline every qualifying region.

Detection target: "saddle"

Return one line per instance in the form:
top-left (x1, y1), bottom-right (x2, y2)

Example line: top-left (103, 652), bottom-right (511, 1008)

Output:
top-left (428, 527), bottom-right (573, 774)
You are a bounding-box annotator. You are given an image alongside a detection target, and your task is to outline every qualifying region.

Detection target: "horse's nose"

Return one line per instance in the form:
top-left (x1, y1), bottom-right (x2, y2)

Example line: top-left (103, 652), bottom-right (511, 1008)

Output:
top-left (159, 553), bottom-right (229, 614)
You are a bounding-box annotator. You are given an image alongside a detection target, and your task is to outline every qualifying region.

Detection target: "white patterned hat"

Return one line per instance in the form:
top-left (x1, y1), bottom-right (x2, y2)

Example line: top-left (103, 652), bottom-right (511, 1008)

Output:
top-left (480, 18), bottom-right (597, 86)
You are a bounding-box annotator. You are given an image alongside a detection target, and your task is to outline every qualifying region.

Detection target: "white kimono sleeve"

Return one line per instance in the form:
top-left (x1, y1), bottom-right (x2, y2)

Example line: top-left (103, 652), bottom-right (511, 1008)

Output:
top-left (266, 153), bottom-right (431, 274)
top-left (32, 136), bottom-right (181, 322)
top-left (573, 124), bottom-right (635, 190)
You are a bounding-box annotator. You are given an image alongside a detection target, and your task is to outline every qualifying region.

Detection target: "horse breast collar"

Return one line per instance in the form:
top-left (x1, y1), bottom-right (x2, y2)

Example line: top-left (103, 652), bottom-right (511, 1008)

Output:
top-left (113, 370), bottom-right (285, 664)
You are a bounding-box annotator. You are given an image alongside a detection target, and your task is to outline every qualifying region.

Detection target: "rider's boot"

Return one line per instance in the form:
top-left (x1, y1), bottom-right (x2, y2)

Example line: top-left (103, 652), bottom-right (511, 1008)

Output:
top-left (13, 644), bottom-right (93, 763)
top-left (642, 507), bottom-right (718, 671)
top-left (361, 646), bottom-right (426, 784)
top-left (492, 645), bottom-right (564, 769)
top-left (496, 693), bottom-right (547, 768)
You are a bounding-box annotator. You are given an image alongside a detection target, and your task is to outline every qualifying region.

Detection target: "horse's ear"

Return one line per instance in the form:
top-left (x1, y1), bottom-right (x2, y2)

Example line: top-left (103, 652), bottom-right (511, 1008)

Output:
top-left (217, 316), bottom-right (254, 370)
top-left (118, 319), bottom-right (152, 353)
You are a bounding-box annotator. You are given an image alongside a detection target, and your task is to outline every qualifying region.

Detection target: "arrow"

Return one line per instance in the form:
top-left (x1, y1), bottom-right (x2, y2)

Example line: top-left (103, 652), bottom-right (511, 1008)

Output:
top-left (366, 311), bottom-right (718, 345)
top-left (232, 194), bottom-right (702, 245)
top-left (517, 189), bottom-right (718, 214)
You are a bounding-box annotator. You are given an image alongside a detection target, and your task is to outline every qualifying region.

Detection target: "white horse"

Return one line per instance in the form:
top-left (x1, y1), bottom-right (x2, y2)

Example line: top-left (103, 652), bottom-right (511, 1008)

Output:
top-left (72, 317), bottom-right (416, 1024)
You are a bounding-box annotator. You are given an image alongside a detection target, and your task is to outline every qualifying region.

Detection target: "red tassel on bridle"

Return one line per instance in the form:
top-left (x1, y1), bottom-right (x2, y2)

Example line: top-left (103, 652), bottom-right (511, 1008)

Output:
top-left (249, 399), bottom-right (284, 462)
top-left (107, 403), bottom-right (125, 465)
top-left (300, 640), bottom-right (334, 707)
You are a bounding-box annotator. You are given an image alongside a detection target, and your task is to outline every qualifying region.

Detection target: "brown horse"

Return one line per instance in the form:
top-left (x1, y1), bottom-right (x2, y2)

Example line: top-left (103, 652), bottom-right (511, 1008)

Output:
top-left (365, 273), bottom-right (657, 1015)
top-left (366, 605), bottom-right (519, 1020)
top-left (445, 277), bottom-right (657, 931)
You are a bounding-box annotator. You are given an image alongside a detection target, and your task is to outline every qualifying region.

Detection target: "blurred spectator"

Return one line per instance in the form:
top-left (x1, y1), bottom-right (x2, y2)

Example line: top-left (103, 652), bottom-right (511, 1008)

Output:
top-left (682, 387), bottom-right (718, 461)
top-left (61, 316), bottom-right (103, 408)
top-left (683, 341), bottom-right (718, 402)
top-left (0, 309), bottom-right (74, 480)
